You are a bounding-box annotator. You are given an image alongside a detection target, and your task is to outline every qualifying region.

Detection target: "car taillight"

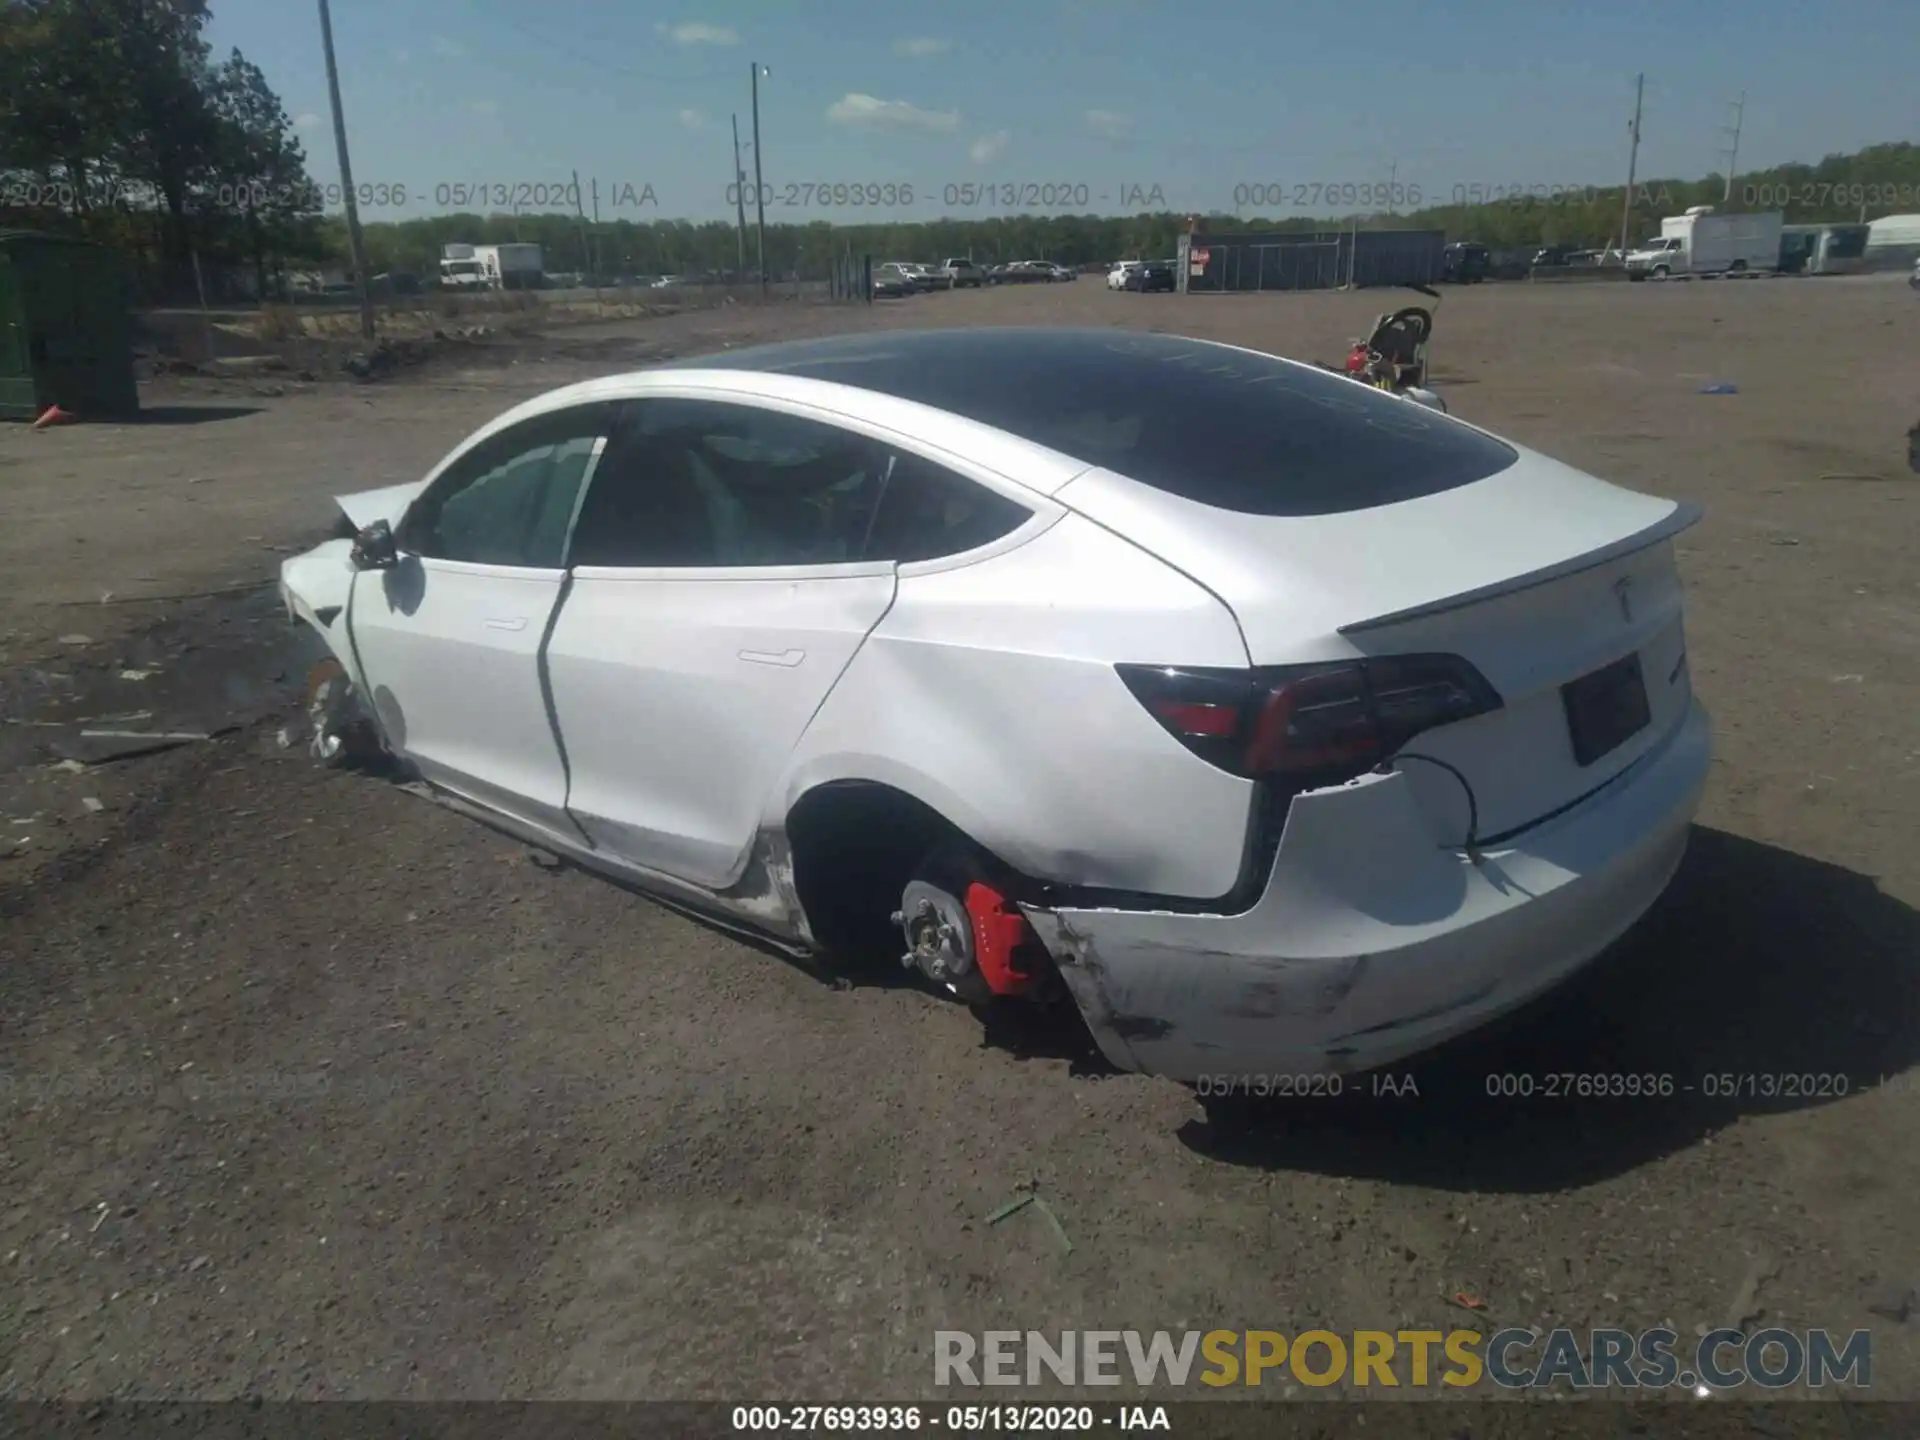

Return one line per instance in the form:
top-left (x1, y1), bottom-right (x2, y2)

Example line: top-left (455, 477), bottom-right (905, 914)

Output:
top-left (1116, 655), bottom-right (1502, 787)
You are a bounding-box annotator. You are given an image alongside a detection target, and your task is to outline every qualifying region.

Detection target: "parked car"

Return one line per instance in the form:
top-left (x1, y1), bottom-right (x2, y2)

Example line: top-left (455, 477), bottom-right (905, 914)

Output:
top-left (991, 260), bottom-right (1066, 284)
top-left (1531, 246), bottom-right (1572, 268)
top-left (1124, 260), bottom-right (1177, 292)
top-left (884, 262), bottom-right (935, 292)
top-left (1911, 255), bottom-right (1920, 290)
top-left (941, 257), bottom-right (987, 288)
top-left (1107, 261), bottom-right (1143, 290)
top-left (1441, 242), bottom-right (1490, 283)
top-left (284, 327), bottom-right (1710, 1083)
top-left (369, 271), bottom-right (423, 296)
top-left (872, 264), bottom-right (915, 298)
top-left (1042, 262), bottom-right (1076, 282)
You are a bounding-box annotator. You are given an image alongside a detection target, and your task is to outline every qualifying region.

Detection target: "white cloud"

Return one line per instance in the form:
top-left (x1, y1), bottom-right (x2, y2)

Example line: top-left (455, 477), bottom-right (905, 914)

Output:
top-left (825, 93), bottom-right (961, 133)
top-left (1084, 108), bottom-right (1130, 138)
top-left (678, 109), bottom-right (705, 129)
top-left (293, 112), bottom-right (322, 130)
top-left (431, 36), bottom-right (465, 58)
top-left (469, 99), bottom-right (499, 116)
top-left (969, 130), bottom-right (1010, 164)
top-left (894, 36), bottom-right (951, 56)
top-left (657, 21), bottom-right (739, 45)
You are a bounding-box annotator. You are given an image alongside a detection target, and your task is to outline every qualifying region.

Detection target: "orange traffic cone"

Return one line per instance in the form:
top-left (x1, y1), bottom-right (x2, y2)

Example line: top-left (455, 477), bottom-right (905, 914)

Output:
top-left (32, 403), bottom-right (77, 429)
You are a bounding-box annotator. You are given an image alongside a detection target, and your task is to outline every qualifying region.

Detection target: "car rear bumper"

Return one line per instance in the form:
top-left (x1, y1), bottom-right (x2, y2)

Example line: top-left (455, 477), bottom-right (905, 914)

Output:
top-left (1023, 697), bottom-right (1711, 1083)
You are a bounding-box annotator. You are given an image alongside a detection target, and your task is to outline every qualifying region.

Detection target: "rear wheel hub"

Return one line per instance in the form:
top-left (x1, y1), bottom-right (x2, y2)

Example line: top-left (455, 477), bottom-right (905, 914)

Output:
top-left (892, 881), bottom-right (996, 1005)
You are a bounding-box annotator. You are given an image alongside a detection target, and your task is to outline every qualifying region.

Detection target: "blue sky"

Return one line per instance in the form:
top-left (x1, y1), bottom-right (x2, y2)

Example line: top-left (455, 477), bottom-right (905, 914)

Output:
top-left (210, 0), bottom-right (1915, 223)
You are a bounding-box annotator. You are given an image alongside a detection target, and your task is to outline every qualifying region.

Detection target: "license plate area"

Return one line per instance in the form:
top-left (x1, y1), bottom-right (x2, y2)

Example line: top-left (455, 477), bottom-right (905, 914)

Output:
top-left (1562, 651), bottom-right (1651, 767)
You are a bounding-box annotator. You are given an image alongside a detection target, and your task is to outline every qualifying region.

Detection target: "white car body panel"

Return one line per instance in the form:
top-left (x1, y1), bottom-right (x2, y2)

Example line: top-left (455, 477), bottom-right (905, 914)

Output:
top-left (279, 539), bottom-right (360, 665)
top-left (350, 560), bottom-right (577, 837)
top-left (279, 333), bottom-right (1714, 1081)
top-left (778, 511), bottom-right (1258, 899)
top-left (550, 564), bottom-right (899, 889)
top-left (1054, 447), bottom-right (1681, 659)
top-left (1055, 449), bottom-right (1701, 842)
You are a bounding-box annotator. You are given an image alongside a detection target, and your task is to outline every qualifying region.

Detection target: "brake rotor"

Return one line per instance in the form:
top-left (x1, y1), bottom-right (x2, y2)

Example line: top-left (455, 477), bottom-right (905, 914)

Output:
top-left (302, 657), bottom-right (349, 761)
top-left (893, 880), bottom-right (992, 1005)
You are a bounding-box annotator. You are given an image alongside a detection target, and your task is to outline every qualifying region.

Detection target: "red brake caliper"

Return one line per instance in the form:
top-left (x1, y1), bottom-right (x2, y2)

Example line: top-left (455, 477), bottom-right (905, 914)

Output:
top-left (964, 881), bottom-right (1037, 997)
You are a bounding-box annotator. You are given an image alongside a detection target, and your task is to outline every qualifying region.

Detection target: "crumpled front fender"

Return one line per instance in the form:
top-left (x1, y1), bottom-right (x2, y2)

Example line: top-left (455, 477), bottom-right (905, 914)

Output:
top-left (279, 539), bottom-right (362, 682)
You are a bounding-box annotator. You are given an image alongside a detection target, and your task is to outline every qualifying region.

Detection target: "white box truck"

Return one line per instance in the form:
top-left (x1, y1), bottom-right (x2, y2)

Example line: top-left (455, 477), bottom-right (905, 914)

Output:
top-left (438, 242), bottom-right (545, 290)
top-left (1864, 213), bottom-right (1920, 272)
top-left (1626, 206), bottom-right (1783, 280)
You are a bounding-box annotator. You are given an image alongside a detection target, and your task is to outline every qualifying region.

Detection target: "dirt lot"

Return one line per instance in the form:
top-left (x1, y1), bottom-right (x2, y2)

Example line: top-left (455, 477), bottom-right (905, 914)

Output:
top-left (2, 275), bottom-right (1917, 1403)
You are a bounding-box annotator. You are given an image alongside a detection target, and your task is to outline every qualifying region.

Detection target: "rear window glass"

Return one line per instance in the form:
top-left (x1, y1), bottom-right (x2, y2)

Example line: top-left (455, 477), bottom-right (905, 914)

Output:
top-left (685, 329), bottom-right (1516, 517)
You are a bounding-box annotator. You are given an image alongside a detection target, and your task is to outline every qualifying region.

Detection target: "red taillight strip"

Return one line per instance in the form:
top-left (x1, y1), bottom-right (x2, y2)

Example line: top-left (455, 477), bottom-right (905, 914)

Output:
top-left (1151, 700), bottom-right (1241, 738)
top-left (1245, 682), bottom-right (1380, 773)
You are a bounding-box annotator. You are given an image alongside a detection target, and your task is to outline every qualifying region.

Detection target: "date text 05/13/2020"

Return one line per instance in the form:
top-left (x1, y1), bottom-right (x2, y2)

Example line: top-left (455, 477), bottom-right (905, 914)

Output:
top-left (727, 1405), bottom-right (1170, 1432)
top-left (431, 180), bottom-right (656, 210)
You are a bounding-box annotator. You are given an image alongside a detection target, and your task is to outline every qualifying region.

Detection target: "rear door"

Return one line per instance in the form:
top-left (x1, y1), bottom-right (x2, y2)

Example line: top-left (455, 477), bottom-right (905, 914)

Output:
top-left (349, 403), bottom-right (614, 836)
top-left (546, 396), bottom-right (899, 888)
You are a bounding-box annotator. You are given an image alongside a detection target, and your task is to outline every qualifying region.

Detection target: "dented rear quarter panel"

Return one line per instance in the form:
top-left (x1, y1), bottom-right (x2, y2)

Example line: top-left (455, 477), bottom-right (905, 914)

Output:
top-left (775, 511), bottom-right (1260, 901)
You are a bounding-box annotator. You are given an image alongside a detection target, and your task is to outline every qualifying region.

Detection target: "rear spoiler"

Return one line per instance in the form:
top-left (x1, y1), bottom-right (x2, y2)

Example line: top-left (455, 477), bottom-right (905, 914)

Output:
top-left (1338, 501), bottom-right (1703, 635)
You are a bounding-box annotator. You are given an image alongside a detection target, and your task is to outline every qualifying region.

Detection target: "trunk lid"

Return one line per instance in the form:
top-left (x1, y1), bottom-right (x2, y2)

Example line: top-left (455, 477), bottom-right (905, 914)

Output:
top-left (1058, 449), bottom-right (1701, 841)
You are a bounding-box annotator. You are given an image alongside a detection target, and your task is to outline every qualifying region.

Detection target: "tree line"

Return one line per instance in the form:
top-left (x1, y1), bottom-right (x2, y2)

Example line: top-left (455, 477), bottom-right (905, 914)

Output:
top-left (0, 0), bottom-right (326, 299)
top-left (4, 1), bottom-right (1916, 296)
top-left (277, 139), bottom-right (1920, 284)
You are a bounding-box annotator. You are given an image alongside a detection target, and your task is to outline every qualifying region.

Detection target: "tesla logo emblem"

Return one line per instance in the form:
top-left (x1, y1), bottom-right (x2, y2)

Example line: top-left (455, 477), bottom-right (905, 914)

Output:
top-left (1613, 576), bottom-right (1635, 623)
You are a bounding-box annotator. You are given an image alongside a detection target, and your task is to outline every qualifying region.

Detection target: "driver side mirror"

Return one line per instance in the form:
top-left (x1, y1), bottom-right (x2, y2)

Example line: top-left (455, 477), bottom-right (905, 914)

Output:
top-left (350, 518), bottom-right (399, 570)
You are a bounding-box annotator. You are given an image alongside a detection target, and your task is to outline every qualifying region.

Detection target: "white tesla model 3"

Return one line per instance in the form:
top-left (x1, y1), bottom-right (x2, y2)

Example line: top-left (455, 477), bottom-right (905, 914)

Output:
top-left (281, 328), bottom-right (1710, 1082)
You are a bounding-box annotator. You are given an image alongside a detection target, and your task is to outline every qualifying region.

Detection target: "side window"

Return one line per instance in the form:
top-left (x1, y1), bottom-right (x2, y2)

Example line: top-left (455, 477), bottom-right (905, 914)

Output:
top-left (570, 399), bottom-right (887, 568)
top-left (861, 452), bottom-right (1031, 563)
top-left (406, 406), bottom-right (611, 567)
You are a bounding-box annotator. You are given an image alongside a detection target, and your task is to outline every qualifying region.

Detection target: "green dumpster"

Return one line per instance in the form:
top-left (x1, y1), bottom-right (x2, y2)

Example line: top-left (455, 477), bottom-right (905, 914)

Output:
top-left (0, 230), bottom-right (140, 421)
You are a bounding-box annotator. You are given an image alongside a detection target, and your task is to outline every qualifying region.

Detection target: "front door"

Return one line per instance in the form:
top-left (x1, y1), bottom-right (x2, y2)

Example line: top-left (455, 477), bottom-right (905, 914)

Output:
top-left (349, 402), bottom-right (614, 837)
top-left (546, 396), bottom-right (899, 888)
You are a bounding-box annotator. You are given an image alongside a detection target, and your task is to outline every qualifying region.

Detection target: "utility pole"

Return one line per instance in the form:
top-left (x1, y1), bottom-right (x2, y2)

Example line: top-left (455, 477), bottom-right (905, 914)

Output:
top-left (1386, 157), bottom-right (1399, 215)
top-left (570, 168), bottom-right (600, 305)
top-left (750, 62), bottom-right (767, 296)
top-left (316, 0), bottom-right (375, 341)
top-left (589, 178), bottom-right (602, 277)
top-left (1716, 91), bottom-right (1746, 203)
top-left (731, 113), bottom-right (749, 277)
top-left (1618, 72), bottom-right (1644, 260)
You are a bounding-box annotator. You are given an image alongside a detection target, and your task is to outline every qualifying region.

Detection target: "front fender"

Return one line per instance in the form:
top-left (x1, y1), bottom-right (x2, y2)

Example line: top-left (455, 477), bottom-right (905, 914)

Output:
top-left (279, 539), bottom-right (363, 685)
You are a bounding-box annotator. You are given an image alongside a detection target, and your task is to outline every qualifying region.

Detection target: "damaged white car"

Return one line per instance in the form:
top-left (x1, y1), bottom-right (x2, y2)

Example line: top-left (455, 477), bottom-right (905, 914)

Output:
top-left (281, 327), bottom-right (1710, 1082)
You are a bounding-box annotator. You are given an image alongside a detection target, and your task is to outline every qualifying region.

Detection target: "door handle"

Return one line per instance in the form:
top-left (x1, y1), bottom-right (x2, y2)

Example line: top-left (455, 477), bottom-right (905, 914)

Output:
top-left (484, 616), bottom-right (528, 631)
top-left (738, 648), bottom-right (805, 668)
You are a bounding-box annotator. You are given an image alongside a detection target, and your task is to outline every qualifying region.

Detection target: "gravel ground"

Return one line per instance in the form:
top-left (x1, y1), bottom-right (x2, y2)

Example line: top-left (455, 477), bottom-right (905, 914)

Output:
top-left (1, 274), bottom-right (1917, 1403)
